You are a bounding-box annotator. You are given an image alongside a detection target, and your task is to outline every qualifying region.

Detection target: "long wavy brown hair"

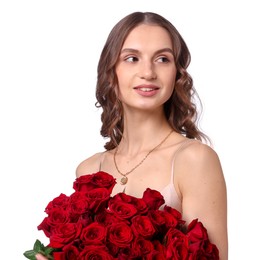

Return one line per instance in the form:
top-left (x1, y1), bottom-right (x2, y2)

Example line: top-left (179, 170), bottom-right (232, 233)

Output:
top-left (96, 12), bottom-right (209, 150)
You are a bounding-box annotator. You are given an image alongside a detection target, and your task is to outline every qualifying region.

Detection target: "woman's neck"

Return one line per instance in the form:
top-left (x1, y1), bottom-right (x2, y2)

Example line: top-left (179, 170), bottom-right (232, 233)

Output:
top-left (118, 109), bottom-right (172, 156)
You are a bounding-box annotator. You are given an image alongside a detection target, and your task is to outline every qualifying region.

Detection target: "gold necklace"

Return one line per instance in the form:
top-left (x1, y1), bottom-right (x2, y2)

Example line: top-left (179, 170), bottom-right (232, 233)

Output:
top-left (113, 129), bottom-right (173, 185)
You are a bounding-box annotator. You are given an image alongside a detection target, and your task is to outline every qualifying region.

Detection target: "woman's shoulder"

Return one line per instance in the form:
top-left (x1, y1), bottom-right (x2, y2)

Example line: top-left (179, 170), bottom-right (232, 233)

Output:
top-left (76, 151), bottom-right (106, 178)
top-left (183, 139), bottom-right (219, 159)
top-left (175, 139), bottom-right (223, 177)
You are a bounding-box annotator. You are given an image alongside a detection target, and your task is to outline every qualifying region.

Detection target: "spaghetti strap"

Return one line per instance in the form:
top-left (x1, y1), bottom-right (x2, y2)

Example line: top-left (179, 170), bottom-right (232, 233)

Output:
top-left (160, 139), bottom-right (195, 212)
top-left (98, 151), bottom-right (107, 171)
top-left (170, 139), bottom-right (194, 182)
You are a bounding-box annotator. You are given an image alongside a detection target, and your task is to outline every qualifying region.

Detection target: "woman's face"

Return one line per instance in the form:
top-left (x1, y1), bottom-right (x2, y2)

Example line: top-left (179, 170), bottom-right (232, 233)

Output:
top-left (115, 24), bottom-right (177, 112)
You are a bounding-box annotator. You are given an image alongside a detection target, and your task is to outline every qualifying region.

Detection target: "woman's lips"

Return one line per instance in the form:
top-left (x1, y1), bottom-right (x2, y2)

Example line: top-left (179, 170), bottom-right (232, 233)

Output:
top-left (134, 85), bottom-right (160, 97)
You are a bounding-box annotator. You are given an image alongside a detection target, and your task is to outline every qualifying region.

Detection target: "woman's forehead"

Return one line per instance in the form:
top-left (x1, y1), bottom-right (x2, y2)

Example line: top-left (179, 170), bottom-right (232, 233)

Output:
top-left (122, 24), bottom-right (173, 51)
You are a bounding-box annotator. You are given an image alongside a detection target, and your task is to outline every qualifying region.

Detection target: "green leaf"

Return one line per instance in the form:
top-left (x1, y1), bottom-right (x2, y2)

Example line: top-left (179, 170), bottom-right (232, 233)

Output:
top-left (33, 239), bottom-right (44, 252)
top-left (23, 249), bottom-right (37, 260)
top-left (44, 247), bottom-right (56, 255)
top-left (24, 239), bottom-right (57, 259)
top-left (23, 239), bottom-right (47, 259)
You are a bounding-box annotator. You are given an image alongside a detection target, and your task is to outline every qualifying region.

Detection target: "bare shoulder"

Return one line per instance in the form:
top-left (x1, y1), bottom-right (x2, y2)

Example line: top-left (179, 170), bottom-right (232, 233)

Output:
top-left (176, 140), bottom-right (222, 174)
top-left (76, 152), bottom-right (105, 178)
top-left (174, 140), bottom-right (225, 190)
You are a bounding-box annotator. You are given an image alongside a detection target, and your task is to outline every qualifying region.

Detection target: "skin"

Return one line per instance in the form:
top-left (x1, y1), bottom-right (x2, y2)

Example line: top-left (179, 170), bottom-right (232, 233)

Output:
top-left (36, 24), bottom-right (228, 260)
top-left (115, 24), bottom-right (176, 112)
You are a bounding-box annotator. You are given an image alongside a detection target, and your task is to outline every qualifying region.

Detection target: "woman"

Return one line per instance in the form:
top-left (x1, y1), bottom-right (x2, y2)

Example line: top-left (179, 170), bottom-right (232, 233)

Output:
top-left (37, 11), bottom-right (228, 259)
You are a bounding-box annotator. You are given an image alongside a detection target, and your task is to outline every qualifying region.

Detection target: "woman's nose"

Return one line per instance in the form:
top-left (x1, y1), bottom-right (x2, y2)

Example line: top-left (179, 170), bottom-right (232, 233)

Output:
top-left (138, 62), bottom-right (157, 80)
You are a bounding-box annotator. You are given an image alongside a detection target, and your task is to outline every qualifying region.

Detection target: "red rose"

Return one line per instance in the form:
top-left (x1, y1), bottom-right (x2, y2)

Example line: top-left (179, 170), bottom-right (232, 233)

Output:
top-left (113, 193), bottom-right (148, 215)
top-left (131, 215), bottom-right (156, 239)
top-left (48, 222), bottom-right (82, 248)
top-left (165, 228), bottom-right (189, 247)
top-left (162, 211), bottom-right (178, 229)
top-left (165, 229), bottom-right (189, 260)
top-left (73, 174), bottom-right (95, 192)
top-left (52, 243), bottom-right (80, 260)
top-left (69, 191), bottom-right (90, 216)
top-left (27, 171), bottom-right (221, 260)
top-left (163, 205), bottom-right (183, 222)
top-left (95, 211), bottom-right (124, 227)
top-left (80, 222), bottom-right (106, 245)
top-left (108, 197), bottom-right (138, 220)
top-left (142, 188), bottom-right (165, 210)
top-left (130, 196), bottom-right (148, 215)
top-left (148, 209), bottom-right (166, 227)
top-left (187, 219), bottom-right (208, 243)
top-left (45, 193), bottom-right (70, 213)
top-left (203, 240), bottom-right (219, 258)
top-left (189, 240), bottom-right (219, 260)
top-left (52, 251), bottom-right (65, 260)
top-left (47, 208), bottom-right (70, 227)
top-left (85, 187), bottom-right (111, 213)
top-left (108, 222), bottom-right (134, 247)
top-left (73, 171), bottom-right (116, 193)
top-left (61, 243), bottom-right (80, 259)
top-left (112, 192), bottom-right (133, 203)
top-left (78, 245), bottom-right (115, 259)
top-left (37, 217), bottom-right (52, 238)
top-left (37, 208), bottom-right (70, 237)
top-left (90, 171), bottom-right (116, 192)
top-left (132, 236), bottom-right (154, 256)
top-left (166, 239), bottom-right (189, 260)
top-left (144, 250), bottom-right (166, 260)
top-left (117, 247), bottom-right (140, 259)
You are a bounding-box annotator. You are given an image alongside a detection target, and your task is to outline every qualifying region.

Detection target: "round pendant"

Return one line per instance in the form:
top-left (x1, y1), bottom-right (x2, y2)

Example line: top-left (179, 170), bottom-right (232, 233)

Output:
top-left (120, 176), bottom-right (128, 185)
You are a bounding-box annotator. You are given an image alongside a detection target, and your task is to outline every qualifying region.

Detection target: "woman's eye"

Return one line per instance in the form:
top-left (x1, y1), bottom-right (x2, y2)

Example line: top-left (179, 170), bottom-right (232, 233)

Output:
top-left (125, 56), bottom-right (138, 62)
top-left (157, 56), bottom-right (170, 63)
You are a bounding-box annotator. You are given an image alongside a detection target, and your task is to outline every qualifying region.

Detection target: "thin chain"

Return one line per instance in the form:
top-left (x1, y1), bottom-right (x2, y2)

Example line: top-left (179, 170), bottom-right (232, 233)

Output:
top-left (113, 130), bottom-right (173, 180)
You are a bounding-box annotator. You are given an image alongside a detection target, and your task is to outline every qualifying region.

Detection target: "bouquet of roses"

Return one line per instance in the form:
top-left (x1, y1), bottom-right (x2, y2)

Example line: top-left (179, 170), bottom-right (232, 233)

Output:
top-left (24, 171), bottom-right (219, 259)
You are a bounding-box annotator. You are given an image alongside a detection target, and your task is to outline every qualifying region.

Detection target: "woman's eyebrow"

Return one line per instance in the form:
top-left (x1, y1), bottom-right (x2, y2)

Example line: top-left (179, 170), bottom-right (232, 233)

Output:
top-left (120, 48), bottom-right (174, 55)
top-left (154, 48), bottom-right (174, 55)
top-left (120, 48), bottom-right (139, 54)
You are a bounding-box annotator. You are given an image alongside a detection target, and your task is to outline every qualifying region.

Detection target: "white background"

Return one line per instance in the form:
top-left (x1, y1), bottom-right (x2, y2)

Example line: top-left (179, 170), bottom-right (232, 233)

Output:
top-left (1, 0), bottom-right (275, 259)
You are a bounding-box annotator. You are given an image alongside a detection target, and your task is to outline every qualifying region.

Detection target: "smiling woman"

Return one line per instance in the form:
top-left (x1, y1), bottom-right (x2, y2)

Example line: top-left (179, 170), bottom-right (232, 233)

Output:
top-left (35, 11), bottom-right (228, 260)
top-left (115, 24), bottom-right (176, 111)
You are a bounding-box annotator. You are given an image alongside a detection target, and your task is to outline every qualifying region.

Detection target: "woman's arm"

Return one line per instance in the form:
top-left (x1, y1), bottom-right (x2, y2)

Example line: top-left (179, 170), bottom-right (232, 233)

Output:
top-left (175, 142), bottom-right (228, 259)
